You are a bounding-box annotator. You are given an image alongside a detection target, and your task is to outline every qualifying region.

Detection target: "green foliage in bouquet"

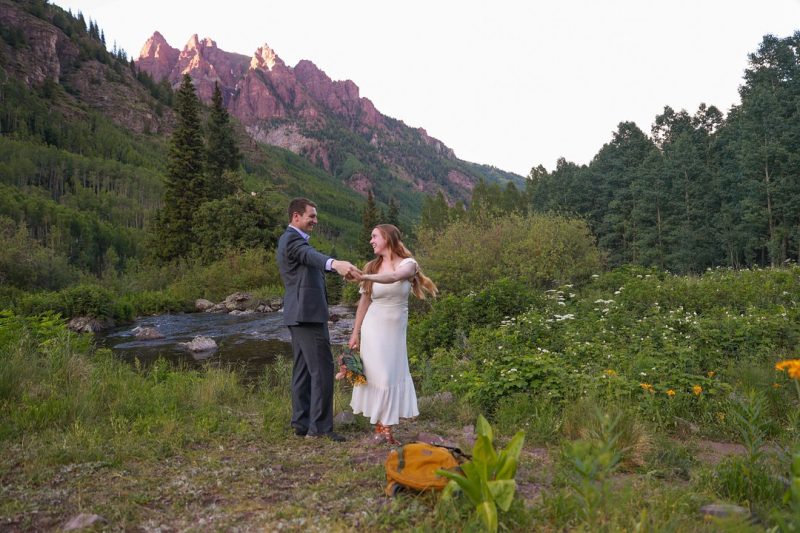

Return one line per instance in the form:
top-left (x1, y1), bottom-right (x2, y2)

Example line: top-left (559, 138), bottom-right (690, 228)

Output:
top-left (335, 347), bottom-right (367, 386)
top-left (437, 414), bottom-right (525, 533)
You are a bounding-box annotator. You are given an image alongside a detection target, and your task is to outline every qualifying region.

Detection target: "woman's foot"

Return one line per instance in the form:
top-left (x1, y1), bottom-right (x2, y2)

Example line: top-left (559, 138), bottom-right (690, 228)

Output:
top-left (378, 423), bottom-right (399, 445)
top-left (367, 423), bottom-right (399, 445)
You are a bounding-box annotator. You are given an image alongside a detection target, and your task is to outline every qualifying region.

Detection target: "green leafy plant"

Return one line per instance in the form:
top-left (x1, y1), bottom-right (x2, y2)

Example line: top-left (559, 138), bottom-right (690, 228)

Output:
top-left (437, 414), bottom-right (525, 532)
top-left (729, 390), bottom-right (768, 464)
top-left (560, 410), bottom-right (624, 528)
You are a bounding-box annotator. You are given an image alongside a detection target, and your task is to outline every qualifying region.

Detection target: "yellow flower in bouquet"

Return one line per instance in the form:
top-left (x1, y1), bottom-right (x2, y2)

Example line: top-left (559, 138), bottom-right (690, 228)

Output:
top-left (335, 347), bottom-right (367, 386)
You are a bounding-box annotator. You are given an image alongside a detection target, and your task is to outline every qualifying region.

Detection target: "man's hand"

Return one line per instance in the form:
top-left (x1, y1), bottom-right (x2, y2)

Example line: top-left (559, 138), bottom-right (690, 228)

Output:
top-left (332, 260), bottom-right (360, 279)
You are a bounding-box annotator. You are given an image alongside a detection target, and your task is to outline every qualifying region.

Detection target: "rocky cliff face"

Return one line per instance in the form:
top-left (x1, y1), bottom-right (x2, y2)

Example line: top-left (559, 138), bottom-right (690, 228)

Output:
top-left (0, 0), bottom-right (169, 135)
top-left (0, 1), bottom-right (79, 86)
top-left (135, 32), bottom-right (486, 200)
top-left (137, 34), bottom-right (384, 131)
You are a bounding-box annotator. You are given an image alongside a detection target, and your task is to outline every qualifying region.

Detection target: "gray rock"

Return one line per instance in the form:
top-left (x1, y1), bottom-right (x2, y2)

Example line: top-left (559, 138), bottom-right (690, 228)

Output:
top-left (433, 391), bottom-right (455, 404)
top-left (63, 513), bottom-right (107, 530)
top-left (67, 316), bottom-right (114, 334)
top-left (195, 298), bottom-right (214, 311)
top-left (334, 411), bottom-right (355, 425)
top-left (699, 503), bottom-right (750, 519)
top-left (132, 326), bottom-right (164, 340)
top-left (206, 303), bottom-right (228, 313)
top-left (223, 292), bottom-right (255, 312)
top-left (414, 432), bottom-right (448, 446)
top-left (461, 424), bottom-right (476, 448)
top-left (229, 309), bottom-right (254, 316)
top-left (181, 336), bottom-right (217, 352)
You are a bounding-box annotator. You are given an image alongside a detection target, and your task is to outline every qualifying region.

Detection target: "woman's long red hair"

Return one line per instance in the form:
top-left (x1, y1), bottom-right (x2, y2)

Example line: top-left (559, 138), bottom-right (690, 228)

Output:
top-left (361, 224), bottom-right (438, 300)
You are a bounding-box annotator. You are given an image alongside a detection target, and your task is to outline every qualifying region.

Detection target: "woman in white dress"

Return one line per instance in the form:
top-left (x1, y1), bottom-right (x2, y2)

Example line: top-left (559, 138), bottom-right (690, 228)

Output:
top-left (349, 224), bottom-right (438, 444)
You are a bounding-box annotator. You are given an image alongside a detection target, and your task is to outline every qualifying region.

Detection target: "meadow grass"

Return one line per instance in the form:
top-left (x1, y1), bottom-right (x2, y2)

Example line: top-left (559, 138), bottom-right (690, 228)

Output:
top-left (2, 265), bottom-right (800, 530)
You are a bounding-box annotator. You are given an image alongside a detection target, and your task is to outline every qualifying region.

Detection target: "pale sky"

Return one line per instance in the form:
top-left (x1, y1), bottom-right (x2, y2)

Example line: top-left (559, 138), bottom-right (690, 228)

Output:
top-left (53, 0), bottom-right (800, 176)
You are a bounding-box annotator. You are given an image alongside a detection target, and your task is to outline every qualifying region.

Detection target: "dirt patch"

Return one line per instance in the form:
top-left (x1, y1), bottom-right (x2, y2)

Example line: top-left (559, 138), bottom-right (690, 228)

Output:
top-left (694, 440), bottom-right (747, 465)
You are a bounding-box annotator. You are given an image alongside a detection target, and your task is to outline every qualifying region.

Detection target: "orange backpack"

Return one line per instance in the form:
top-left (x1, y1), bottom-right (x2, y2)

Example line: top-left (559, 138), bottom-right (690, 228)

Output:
top-left (384, 442), bottom-right (467, 497)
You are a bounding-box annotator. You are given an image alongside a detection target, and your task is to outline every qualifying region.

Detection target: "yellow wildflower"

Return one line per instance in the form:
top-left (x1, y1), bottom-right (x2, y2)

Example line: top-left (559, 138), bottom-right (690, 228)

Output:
top-left (666, 389), bottom-right (676, 398)
top-left (692, 384), bottom-right (703, 396)
top-left (707, 371), bottom-right (715, 378)
top-left (775, 359), bottom-right (800, 380)
top-left (604, 369), bottom-right (618, 377)
top-left (773, 383), bottom-right (781, 389)
top-left (640, 382), bottom-right (655, 394)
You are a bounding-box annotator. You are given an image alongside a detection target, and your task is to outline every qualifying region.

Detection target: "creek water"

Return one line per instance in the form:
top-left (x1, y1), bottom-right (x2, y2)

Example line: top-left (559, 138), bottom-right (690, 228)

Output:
top-left (98, 305), bottom-right (356, 379)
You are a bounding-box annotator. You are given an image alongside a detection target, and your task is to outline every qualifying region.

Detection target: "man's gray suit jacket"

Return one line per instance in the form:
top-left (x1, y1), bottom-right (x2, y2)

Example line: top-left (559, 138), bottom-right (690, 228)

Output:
top-left (276, 227), bottom-right (332, 326)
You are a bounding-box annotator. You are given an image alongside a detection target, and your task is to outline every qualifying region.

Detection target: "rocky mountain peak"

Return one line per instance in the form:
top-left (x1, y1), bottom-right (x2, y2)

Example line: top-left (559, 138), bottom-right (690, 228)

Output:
top-left (184, 34), bottom-right (218, 53)
top-left (250, 44), bottom-right (284, 71)
top-left (137, 31), bottom-right (180, 82)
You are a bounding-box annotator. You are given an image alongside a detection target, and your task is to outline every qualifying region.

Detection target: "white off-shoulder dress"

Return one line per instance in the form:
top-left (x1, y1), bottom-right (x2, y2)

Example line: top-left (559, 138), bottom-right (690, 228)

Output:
top-left (350, 257), bottom-right (419, 426)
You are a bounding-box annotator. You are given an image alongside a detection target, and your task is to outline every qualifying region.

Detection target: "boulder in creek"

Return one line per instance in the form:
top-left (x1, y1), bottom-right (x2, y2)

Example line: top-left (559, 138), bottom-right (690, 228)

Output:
top-left (195, 298), bottom-right (215, 311)
top-left (223, 292), bottom-right (256, 312)
top-left (132, 326), bottom-right (164, 340)
top-left (180, 335), bottom-right (218, 352)
top-left (67, 316), bottom-right (114, 334)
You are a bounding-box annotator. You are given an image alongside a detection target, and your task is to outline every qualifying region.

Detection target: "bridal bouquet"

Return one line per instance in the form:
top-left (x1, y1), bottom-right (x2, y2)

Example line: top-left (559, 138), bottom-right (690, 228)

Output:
top-left (335, 347), bottom-right (367, 386)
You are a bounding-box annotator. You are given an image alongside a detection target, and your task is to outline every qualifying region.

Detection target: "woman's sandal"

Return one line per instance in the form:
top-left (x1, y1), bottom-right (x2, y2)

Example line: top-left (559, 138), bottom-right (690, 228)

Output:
top-left (379, 423), bottom-right (399, 446)
top-left (370, 423), bottom-right (399, 445)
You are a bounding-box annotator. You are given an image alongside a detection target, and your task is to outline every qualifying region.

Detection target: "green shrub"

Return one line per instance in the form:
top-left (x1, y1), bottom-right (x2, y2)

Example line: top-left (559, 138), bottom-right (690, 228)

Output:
top-left (409, 278), bottom-right (543, 358)
top-left (424, 266), bottom-right (798, 424)
top-left (168, 247), bottom-right (282, 302)
top-left (16, 283), bottom-right (115, 319)
top-left (119, 290), bottom-right (189, 317)
top-left (417, 212), bottom-right (603, 294)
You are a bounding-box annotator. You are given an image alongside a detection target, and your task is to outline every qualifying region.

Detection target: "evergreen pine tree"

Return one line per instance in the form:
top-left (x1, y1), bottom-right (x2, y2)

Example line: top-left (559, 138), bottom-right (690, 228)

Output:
top-left (154, 74), bottom-right (206, 261)
top-left (386, 197), bottom-right (400, 228)
top-left (360, 190), bottom-right (379, 259)
top-left (206, 82), bottom-right (241, 199)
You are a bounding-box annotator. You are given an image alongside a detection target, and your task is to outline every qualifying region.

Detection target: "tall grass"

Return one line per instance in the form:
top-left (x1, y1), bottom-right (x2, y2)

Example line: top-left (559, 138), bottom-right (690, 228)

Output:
top-left (0, 312), bottom-right (265, 463)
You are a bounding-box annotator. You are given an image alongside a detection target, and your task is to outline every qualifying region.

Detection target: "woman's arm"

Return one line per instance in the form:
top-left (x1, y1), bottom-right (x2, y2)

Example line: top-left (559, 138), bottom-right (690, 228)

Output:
top-left (361, 261), bottom-right (417, 284)
top-left (348, 292), bottom-right (372, 349)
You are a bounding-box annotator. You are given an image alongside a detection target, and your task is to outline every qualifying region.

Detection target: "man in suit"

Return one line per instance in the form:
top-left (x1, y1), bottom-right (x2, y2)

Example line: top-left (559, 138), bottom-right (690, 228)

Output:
top-left (277, 197), bottom-right (359, 442)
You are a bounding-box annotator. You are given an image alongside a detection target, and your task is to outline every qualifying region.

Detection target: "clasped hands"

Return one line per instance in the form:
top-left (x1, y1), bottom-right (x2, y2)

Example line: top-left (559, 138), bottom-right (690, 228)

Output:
top-left (331, 260), bottom-right (364, 282)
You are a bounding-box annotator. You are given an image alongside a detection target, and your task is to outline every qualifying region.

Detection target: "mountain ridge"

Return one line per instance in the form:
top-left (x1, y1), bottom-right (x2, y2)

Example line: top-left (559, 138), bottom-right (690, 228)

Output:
top-left (136, 32), bottom-right (523, 202)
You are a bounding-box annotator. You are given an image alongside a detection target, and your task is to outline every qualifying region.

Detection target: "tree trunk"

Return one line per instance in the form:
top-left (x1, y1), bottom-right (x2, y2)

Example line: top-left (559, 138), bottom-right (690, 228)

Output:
top-left (763, 133), bottom-right (775, 266)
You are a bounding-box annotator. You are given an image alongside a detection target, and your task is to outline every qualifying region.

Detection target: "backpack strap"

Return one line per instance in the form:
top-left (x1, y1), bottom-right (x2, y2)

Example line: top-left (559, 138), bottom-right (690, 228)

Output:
top-left (428, 442), bottom-right (471, 461)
